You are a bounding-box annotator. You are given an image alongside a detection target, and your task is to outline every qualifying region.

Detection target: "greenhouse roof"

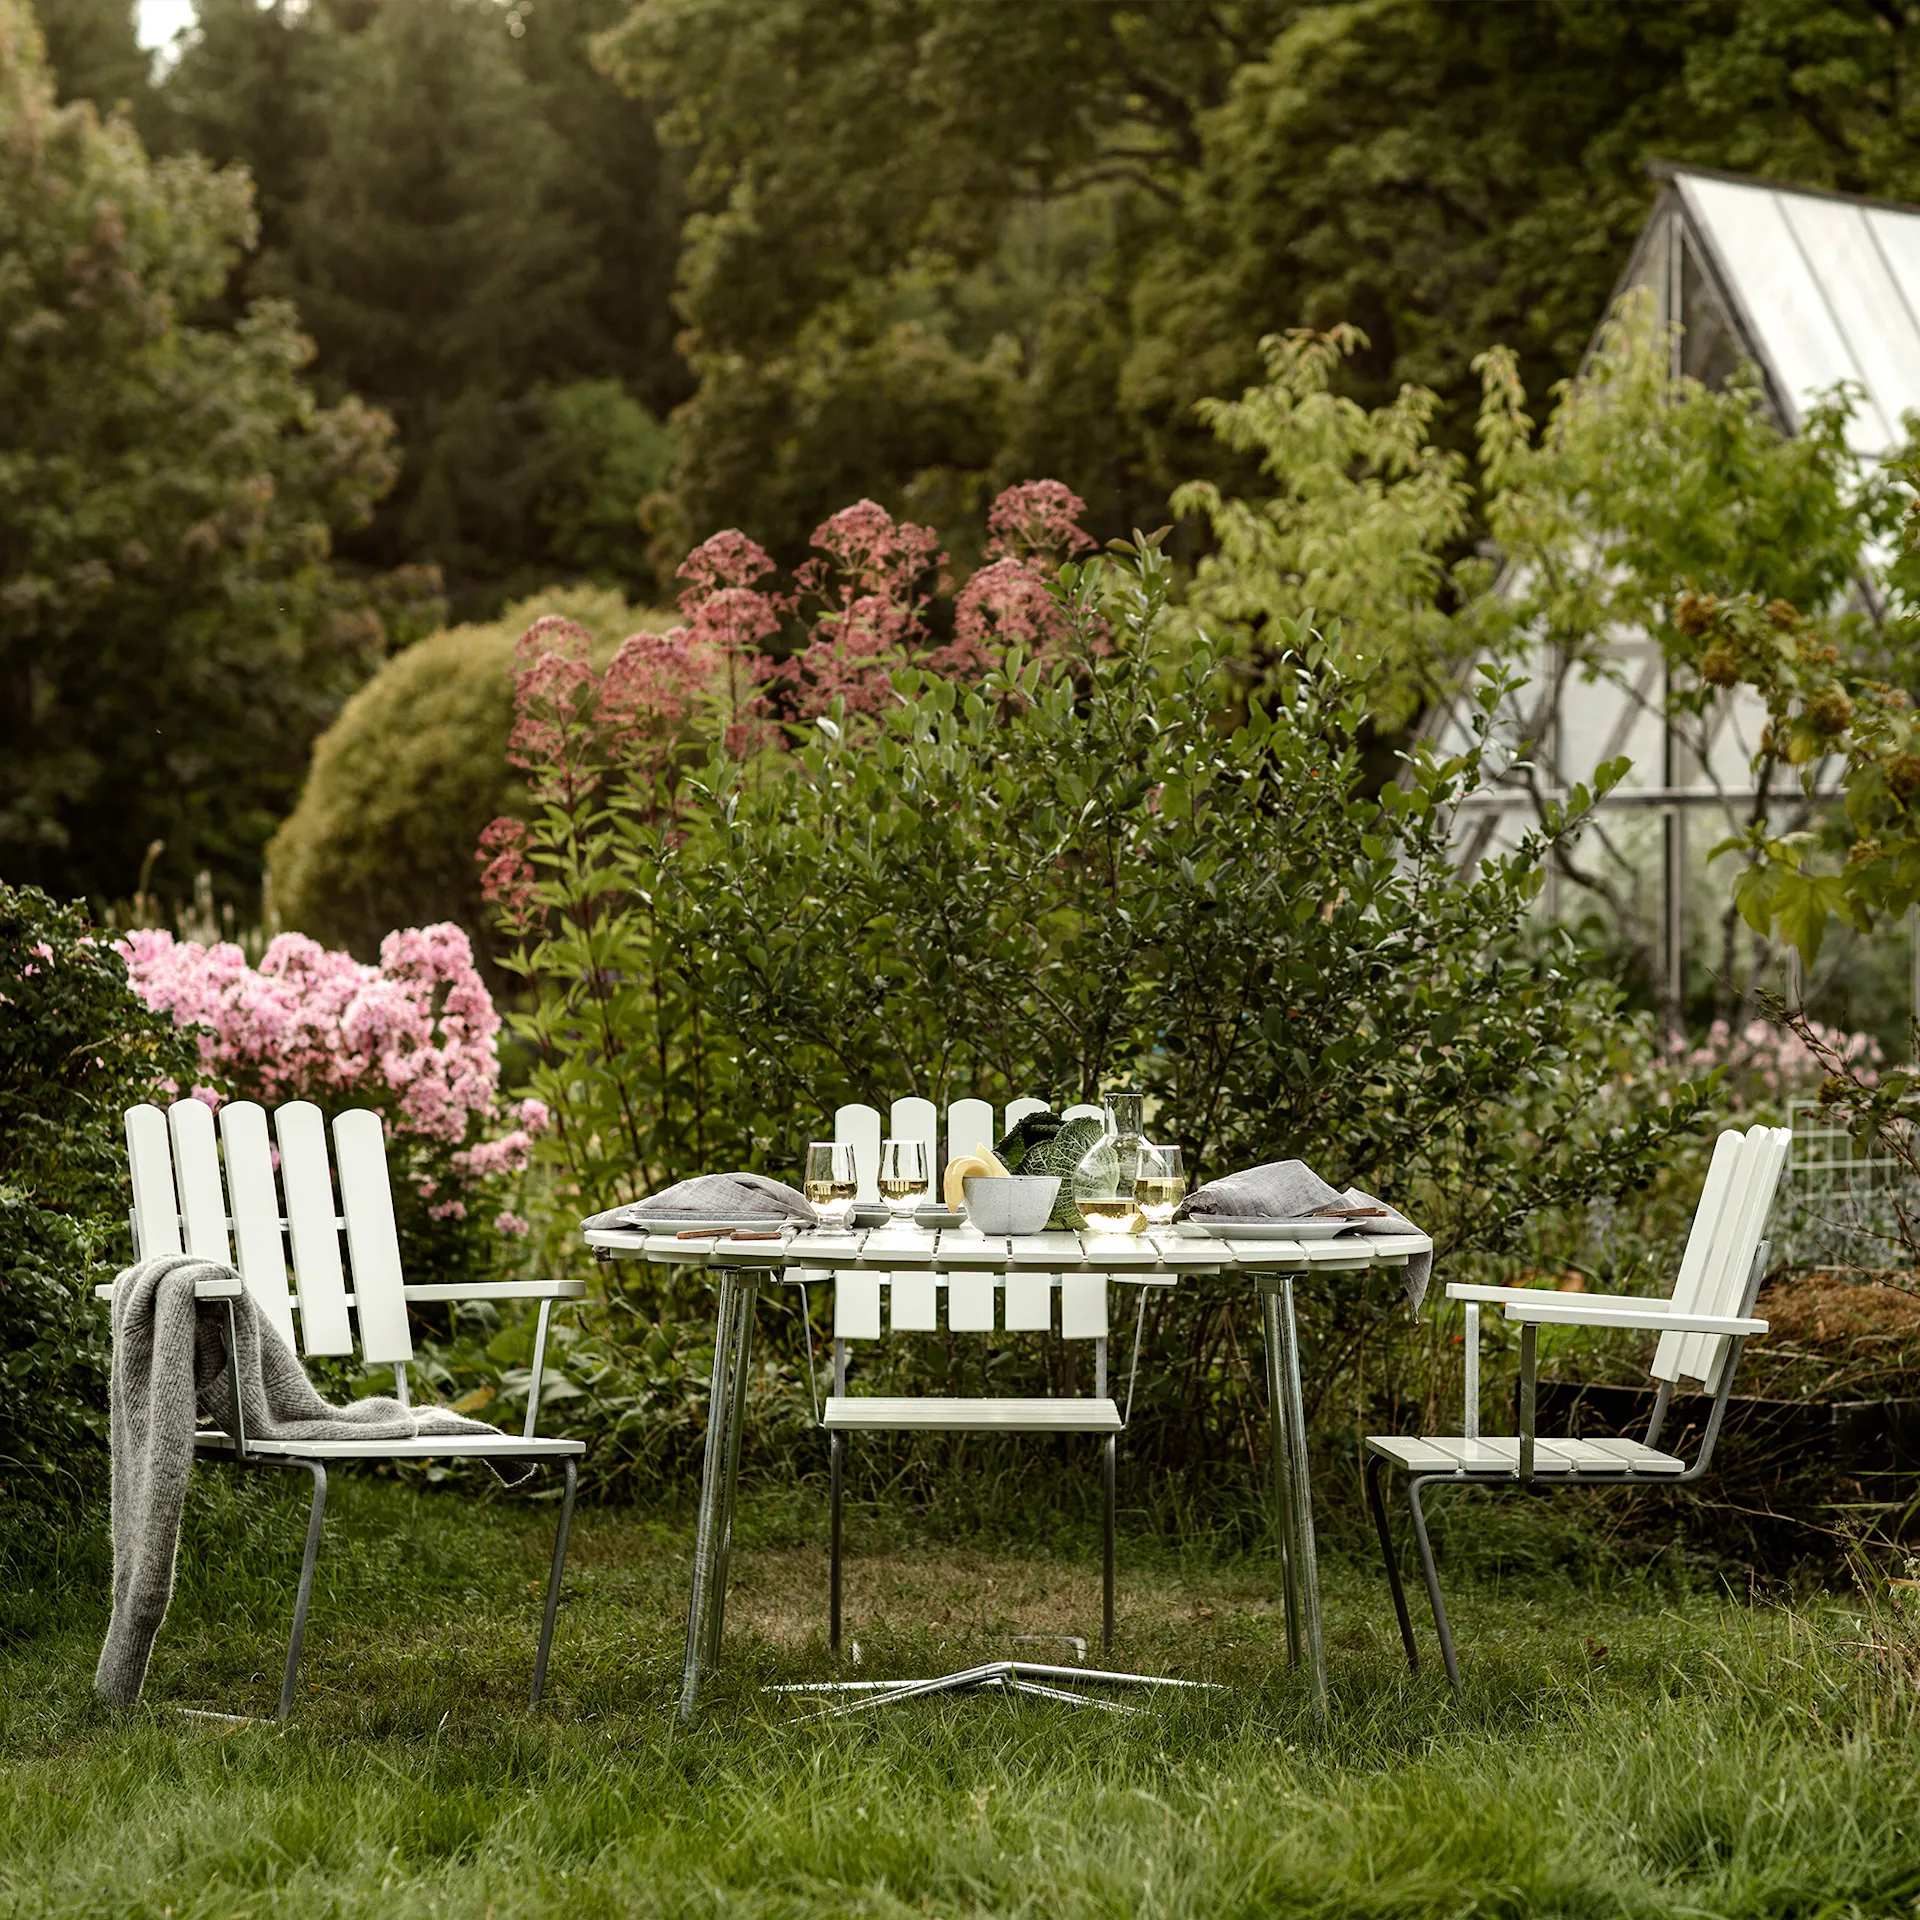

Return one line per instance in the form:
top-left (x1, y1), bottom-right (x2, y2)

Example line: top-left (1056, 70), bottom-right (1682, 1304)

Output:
top-left (1646, 165), bottom-right (1920, 456)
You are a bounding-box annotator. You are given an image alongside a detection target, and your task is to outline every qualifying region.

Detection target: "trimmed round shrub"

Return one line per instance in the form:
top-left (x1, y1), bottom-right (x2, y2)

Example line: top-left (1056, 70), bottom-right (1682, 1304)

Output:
top-left (267, 586), bottom-right (663, 967)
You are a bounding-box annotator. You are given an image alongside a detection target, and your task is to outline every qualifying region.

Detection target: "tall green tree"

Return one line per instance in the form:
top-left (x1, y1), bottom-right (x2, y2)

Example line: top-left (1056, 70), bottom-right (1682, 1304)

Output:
top-left (596, 0), bottom-right (1277, 567)
top-left (26, 0), bottom-right (150, 118)
top-left (0, 0), bottom-right (416, 905)
top-left (163, 0), bottom-right (685, 614)
top-left (603, 0), bottom-right (1920, 569)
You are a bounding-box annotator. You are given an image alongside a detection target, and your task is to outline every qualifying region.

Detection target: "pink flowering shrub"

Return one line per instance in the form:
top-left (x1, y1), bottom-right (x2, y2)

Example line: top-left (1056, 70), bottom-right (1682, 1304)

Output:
top-left (120, 923), bottom-right (547, 1280)
top-left (479, 482), bottom-right (1103, 1208)
top-left (1664, 1014), bottom-right (1883, 1111)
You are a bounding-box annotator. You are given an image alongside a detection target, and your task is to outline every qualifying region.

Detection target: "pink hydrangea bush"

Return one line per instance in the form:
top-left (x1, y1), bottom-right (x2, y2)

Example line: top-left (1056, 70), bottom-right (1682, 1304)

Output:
top-left (120, 924), bottom-right (547, 1275)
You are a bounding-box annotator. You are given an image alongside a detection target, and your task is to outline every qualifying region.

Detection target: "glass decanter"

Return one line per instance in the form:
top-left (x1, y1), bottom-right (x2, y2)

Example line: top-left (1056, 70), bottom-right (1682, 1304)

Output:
top-left (1073, 1089), bottom-right (1148, 1234)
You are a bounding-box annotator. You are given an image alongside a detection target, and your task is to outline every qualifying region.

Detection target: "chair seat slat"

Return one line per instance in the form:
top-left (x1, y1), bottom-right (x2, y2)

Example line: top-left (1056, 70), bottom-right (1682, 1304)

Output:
top-left (824, 1396), bottom-right (1121, 1433)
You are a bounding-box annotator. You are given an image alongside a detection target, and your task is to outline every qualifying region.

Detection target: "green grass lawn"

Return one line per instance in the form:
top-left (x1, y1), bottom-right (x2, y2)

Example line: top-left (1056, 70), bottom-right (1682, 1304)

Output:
top-left (4, 1472), bottom-right (1919, 1918)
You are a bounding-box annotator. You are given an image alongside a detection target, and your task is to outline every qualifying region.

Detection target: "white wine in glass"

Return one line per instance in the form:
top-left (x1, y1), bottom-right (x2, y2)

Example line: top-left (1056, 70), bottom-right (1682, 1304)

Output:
top-left (877, 1137), bottom-right (930, 1219)
top-left (803, 1141), bottom-right (858, 1225)
top-left (1133, 1143), bottom-right (1187, 1226)
top-left (1079, 1195), bottom-right (1146, 1235)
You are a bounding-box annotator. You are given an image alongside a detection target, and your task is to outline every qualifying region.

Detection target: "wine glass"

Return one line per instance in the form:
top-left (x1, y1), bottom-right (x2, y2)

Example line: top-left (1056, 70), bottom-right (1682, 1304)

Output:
top-left (803, 1141), bottom-right (858, 1226)
top-left (1133, 1142), bottom-right (1187, 1226)
top-left (877, 1136), bottom-right (931, 1221)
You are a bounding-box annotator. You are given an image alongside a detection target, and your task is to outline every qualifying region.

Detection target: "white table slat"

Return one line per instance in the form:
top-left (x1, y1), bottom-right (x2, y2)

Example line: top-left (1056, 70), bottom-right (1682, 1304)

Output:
top-left (933, 1232), bottom-right (1009, 1266)
top-left (1078, 1236), bottom-right (1163, 1267)
top-left (1214, 1239), bottom-right (1312, 1266)
top-left (1009, 1233), bottom-right (1086, 1267)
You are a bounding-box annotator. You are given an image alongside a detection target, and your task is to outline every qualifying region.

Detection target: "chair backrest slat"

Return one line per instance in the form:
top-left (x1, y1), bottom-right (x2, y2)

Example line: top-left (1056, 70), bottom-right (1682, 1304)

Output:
top-left (835, 1103), bottom-right (883, 1204)
top-left (218, 1100), bottom-right (298, 1351)
top-left (1003, 1096), bottom-right (1049, 1133)
top-left (125, 1103), bottom-right (183, 1260)
top-left (945, 1098), bottom-right (995, 1176)
top-left (332, 1110), bottom-right (413, 1366)
top-left (1651, 1125), bottom-right (1787, 1388)
top-left (1650, 1129), bottom-right (1744, 1382)
top-left (1685, 1124), bottom-right (1788, 1387)
top-left (274, 1101), bottom-right (354, 1356)
top-left (168, 1097), bottom-right (233, 1267)
top-left (1061, 1103), bottom-right (1103, 1124)
top-left (890, 1096), bottom-right (938, 1204)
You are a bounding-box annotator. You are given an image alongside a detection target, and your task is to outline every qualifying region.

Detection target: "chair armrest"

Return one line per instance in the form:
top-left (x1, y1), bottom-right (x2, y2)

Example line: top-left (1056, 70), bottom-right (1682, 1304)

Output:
top-left (94, 1275), bottom-right (245, 1304)
top-left (1500, 1298), bottom-right (1765, 1335)
top-left (1447, 1283), bottom-right (1662, 1312)
top-left (401, 1280), bottom-right (588, 1303)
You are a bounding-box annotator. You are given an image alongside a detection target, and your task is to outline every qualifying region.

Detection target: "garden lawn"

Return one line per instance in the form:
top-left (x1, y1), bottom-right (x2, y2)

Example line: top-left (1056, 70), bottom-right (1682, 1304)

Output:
top-left (2, 1474), bottom-right (1916, 1919)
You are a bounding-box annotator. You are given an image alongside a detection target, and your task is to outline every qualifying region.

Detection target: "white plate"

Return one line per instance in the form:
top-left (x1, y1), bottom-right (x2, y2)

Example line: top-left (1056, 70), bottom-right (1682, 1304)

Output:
top-left (1195, 1218), bottom-right (1352, 1242)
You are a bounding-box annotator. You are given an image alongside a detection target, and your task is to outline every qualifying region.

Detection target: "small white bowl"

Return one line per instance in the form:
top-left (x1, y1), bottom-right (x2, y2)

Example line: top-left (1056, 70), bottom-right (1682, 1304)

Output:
top-left (963, 1175), bottom-right (1060, 1235)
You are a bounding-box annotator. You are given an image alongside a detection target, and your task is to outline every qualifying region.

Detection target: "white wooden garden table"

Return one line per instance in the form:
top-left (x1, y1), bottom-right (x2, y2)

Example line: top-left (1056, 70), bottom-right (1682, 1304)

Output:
top-left (586, 1218), bottom-right (1432, 1718)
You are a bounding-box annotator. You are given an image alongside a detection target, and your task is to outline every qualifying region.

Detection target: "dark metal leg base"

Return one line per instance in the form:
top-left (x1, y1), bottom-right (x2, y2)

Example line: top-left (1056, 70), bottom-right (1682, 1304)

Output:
top-left (1366, 1453), bottom-right (1419, 1674)
top-left (1406, 1475), bottom-right (1463, 1697)
top-left (531, 1457), bottom-right (577, 1707)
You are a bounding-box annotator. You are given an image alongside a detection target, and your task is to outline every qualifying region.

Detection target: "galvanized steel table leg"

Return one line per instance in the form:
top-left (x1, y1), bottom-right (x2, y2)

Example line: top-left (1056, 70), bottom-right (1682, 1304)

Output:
top-left (680, 1267), bottom-right (755, 1721)
top-left (1263, 1274), bottom-right (1326, 1717)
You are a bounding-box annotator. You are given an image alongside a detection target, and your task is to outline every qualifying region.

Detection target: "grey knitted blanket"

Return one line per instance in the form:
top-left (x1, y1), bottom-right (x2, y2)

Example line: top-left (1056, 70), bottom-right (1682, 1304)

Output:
top-left (96, 1254), bottom-right (507, 1706)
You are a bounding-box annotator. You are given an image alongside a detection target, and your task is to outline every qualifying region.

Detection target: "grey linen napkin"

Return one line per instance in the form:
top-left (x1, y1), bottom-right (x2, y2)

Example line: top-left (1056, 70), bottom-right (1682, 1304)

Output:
top-left (1176, 1160), bottom-right (1433, 1307)
top-left (582, 1171), bottom-right (816, 1232)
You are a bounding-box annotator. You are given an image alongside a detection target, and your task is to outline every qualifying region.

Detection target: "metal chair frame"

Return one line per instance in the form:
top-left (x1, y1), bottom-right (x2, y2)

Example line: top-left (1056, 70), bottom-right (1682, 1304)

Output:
top-left (113, 1099), bottom-right (585, 1719)
top-left (1367, 1236), bottom-right (1769, 1695)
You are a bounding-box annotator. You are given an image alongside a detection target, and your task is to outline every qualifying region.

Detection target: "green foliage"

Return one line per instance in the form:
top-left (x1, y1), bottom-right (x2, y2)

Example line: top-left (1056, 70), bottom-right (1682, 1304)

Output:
top-left (1180, 295), bottom-right (1901, 1012)
top-left (0, 883), bottom-right (201, 1508)
top-left (162, 0), bottom-right (686, 614)
top-left (27, 0), bottom-right (152, 123)
top-left (494, 541), bottom-right (1707, 1483)
top-left (266, 585), bottom-right (652, 965)
top-left (1172, 323), bottom-right (1492, 725)
top-left (539, 380), bottom-right (676, 583)
top-left (0, 0), bottom-right (426, 908)
top-left (604, 0), bottom-right (1920, 569)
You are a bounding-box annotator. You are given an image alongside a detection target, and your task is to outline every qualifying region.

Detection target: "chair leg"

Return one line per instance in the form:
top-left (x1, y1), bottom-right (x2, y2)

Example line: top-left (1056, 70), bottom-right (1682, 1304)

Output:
top-left (278, 1463), bottom-right (328, 1721)
top-left (1405, 1475), bottom-right (1462, 1698)
top-left (530, 1457), bottom-right (577, 1708)
top-left (829, 1431), bottom-right (845, 1658)
top-left (1366, 1454), bottom-right (1419, 1674)
top-left (1102, 1434), bottom-right (1116, 1656)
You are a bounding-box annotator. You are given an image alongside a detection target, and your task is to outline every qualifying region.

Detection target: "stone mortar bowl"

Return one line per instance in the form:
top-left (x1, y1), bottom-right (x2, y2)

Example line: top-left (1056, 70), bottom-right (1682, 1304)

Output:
top-left (963, 1174), bottom-right (1060, 1235)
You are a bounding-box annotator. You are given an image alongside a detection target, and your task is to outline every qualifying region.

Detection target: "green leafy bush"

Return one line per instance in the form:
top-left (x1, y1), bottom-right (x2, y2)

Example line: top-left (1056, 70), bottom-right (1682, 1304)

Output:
top-left (0, 885), bottom-right (200, 1509)
top-left (488, 535), bottom-right (1709, 1500)
top-left (267, 586), bottom-right (656, 966)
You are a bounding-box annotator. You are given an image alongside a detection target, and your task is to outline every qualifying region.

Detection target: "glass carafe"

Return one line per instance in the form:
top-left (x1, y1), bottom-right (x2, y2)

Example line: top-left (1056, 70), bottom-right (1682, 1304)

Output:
top-left (1073, 1089), bottom-right (1147, 1234)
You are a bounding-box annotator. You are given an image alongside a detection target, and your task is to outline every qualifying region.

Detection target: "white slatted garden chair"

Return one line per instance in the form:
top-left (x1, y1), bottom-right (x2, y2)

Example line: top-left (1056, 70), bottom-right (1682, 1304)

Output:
top-left (1365, 1123), bottom-right (1787, 1692)
top-left (113, 1097), bottom-right (587, 1717)
top-left (815, 1096), bottom-right (1134, 1656)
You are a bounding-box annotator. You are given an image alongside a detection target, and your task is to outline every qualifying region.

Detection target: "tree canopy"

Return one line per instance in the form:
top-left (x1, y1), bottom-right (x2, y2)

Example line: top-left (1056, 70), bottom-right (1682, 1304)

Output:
top-left (0, 0), bottom-right (432, 904)
top-left (601, 0), bottom-right (1920, 568)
